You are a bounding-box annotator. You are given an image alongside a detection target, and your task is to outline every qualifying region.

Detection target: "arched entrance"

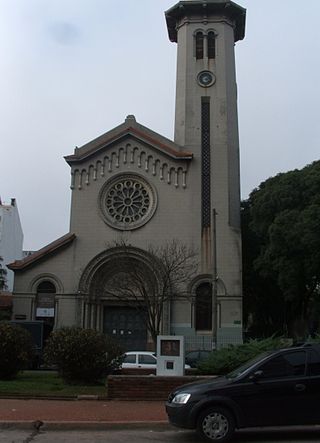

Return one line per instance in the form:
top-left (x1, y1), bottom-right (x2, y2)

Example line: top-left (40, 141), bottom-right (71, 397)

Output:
top-left (78, 246), bottom-right (162, 351)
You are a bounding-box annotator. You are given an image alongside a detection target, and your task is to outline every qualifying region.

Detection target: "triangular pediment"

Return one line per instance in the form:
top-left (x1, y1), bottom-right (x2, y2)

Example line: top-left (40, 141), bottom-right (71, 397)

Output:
top-left (65, 115), bottom-right (193, 165)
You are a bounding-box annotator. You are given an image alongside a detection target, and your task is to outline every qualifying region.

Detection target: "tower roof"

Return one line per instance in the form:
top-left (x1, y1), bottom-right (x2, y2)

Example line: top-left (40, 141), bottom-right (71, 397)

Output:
top-left (165, 0), bottom-right (246, 42)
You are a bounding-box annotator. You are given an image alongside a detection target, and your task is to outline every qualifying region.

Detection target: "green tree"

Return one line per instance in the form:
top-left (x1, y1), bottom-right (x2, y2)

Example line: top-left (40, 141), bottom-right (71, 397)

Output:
top-left (0, 256), bottom-right (8, 291)
top-left (242, 161), bottom-right (320, 338)
top-left (241, 201), bottom-right (285, 337)
top-left (0, 257), bottom-right (12, 320)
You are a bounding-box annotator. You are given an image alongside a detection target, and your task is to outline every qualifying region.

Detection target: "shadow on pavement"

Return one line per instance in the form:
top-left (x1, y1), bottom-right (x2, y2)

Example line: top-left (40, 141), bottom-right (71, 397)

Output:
top-left (234, 426), bottom-right (320, 442)
top-left (166, 427), bottom-right (320, 443)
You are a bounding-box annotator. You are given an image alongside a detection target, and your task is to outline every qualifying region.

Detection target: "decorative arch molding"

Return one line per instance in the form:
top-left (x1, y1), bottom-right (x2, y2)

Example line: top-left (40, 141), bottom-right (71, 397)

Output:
top-left (189, 273), bottom-right (227, 297)
top-left (193, 28), bottom-right (219, 37)
top-left (29, 273), bottom-right (64, 294)
top-left (70, 143), bottom-right (188, 190)
top-left (78, 246), bottom-right (161, 299)
top-left (189, 274), bottom-right (212, 296)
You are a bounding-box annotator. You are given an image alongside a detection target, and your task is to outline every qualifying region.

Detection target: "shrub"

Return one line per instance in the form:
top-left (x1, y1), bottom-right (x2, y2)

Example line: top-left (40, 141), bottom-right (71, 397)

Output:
top-left (44, 327), bottom-right (123, 383)
top-left (197, 337), bottom-right (291, 375)
top-left (0, 307), bottom-right (12, 322)
top-left (0, 322), bottom-right (35, 379)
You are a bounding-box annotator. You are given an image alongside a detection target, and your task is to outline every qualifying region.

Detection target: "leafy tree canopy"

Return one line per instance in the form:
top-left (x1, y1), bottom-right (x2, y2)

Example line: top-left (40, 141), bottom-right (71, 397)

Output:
top-left (242, 161), bottom-right (320, 338)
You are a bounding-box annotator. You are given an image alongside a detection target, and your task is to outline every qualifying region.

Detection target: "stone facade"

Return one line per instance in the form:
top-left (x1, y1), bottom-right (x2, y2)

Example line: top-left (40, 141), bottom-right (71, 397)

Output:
top-left (9, 0), bottom-right (246, 350)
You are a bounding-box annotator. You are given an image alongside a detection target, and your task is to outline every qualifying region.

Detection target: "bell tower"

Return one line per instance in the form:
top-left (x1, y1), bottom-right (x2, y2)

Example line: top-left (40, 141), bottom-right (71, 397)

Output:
top-left (165, 1), bottom-right (246, 345)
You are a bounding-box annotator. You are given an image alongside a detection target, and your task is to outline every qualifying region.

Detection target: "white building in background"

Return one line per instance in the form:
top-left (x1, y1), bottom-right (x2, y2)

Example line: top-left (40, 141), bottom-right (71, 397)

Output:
top-left (0, 198), bottom-right (23, 291)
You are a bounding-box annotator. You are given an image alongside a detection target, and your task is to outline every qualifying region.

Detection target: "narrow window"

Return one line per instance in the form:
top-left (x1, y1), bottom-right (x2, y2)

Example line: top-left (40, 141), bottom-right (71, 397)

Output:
top-left (207, 32), bottom-right (216, 59)
top-left (195, 283), bottom-right (212, 331)
top-left (201, 97), bottom-right (211, 229)
top-left (36, 281), bottom-right (56, 331)
top-left (195, 32), bottom-right (204, 59)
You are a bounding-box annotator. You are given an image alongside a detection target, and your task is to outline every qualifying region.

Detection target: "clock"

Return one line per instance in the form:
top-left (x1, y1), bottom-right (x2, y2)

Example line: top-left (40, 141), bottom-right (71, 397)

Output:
top-left (197, 70), bottom-right (216, 87)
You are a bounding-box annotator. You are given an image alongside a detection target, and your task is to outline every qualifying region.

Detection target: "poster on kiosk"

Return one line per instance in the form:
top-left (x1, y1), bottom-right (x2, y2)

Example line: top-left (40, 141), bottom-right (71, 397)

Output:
top-left (156, 335), bottom-right (185, 376)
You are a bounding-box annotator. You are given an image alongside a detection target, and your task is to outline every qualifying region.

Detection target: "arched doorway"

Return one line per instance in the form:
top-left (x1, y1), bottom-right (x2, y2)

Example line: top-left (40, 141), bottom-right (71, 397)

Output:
top-left (78, 246), bottom-right (163, 351)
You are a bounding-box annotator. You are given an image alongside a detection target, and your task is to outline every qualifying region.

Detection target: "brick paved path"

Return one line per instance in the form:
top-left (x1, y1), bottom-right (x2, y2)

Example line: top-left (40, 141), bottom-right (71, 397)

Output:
top-left (0, 399), bottom-right (167, 423)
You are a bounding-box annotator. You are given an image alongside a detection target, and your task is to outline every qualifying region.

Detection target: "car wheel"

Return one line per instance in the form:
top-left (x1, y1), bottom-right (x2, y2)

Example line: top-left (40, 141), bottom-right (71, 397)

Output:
top-left (197, 406), bottom-right (235, 442)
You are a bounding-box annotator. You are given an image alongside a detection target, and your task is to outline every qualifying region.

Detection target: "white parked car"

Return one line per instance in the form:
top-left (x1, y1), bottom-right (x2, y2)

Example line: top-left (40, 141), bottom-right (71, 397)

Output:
top-left (121, 351), bottom-right (158, 369)
top-left (121, 351), bottom-right (191, 369)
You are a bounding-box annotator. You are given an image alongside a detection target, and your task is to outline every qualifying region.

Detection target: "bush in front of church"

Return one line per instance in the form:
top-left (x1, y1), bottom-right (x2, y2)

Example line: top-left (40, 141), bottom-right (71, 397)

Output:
top-left (44, 327), bottom-right (123, 383)
top-left (0, 322), bottom-right (35, 379)
top-left (197, 337), bottom-right (290, 376)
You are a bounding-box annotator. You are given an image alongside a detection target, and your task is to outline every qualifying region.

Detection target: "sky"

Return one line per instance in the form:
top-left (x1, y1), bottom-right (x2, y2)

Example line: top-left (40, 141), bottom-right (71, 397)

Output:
top-left (1, 0), bottom-right (319, 251)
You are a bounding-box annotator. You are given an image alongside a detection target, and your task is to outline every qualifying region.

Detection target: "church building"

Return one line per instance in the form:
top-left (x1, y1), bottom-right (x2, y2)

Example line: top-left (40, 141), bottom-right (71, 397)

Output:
top-left (9, 0), bottom-right (246, 350)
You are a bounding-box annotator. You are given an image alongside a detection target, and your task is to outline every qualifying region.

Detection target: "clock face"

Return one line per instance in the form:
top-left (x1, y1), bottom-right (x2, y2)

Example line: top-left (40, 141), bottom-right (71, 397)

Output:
top-left (197, 70), bottom-right (216, 87)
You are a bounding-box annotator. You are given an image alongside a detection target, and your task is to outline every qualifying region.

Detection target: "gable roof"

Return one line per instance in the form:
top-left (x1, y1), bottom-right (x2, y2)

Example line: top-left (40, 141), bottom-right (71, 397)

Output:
top-left (8, 233), bottom-right (76, 271)
top-left (64, 115), bottom-right (193, 165)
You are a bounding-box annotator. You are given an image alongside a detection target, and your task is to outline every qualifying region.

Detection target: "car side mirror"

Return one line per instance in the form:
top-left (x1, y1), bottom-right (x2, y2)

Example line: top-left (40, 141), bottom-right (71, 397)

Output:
top-left (248, 370), bottom-right (263, 381)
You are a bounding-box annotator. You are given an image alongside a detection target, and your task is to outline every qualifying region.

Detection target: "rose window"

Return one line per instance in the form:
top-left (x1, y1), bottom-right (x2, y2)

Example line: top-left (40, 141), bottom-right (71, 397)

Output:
top-left (99, 174), bottom-right (157, 230)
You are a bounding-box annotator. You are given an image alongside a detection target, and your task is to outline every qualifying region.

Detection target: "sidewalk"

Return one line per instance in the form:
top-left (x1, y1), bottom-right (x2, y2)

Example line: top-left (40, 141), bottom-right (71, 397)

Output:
top-left (0, 398), bottom-right (169, 430)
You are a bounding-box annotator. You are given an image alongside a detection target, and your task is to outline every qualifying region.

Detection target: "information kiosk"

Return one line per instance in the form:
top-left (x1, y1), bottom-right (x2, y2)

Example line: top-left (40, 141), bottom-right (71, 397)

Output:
top-left (156, 335), bottom-right (185, 376)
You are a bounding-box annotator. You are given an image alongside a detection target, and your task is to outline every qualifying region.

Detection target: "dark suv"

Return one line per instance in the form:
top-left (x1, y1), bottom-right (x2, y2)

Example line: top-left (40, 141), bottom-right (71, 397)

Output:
top-left (166, 343), bottom-right (320, 442)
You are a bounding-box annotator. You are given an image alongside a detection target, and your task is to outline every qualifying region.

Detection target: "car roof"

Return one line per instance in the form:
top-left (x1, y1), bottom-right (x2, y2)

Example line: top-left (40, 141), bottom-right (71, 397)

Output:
top-left (125, 351), bottom-right (155, 355)
top-left (275, 343), bottom-right (320, 353)
top-left (257, 343), bottom-right (320, 359)
top-left (295, 342), bottom-right (320, 350)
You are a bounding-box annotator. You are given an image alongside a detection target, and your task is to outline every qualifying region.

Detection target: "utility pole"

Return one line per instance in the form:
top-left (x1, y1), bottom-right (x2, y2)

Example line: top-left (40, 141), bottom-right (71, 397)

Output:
top-left (212, 208), bottom-right (218, 349)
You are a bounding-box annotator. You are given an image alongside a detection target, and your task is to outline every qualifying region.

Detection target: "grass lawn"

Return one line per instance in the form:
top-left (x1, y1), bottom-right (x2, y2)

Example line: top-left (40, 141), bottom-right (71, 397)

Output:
top-left (0, 371), bottom-right (108, 398)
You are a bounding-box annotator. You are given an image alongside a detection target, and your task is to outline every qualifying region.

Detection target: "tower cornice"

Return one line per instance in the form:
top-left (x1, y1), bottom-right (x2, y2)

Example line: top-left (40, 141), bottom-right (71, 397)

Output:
top-left (165, 0), bottom-right (246, 42)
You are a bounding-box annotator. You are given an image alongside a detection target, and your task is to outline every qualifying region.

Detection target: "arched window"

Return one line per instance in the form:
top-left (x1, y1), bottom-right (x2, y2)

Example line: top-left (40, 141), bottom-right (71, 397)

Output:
top-left (37, 281), bottom-right (56, 293)
top-left (195, 282), bottom-right (212, 331)
top-left (195, 31), bottom-right (204, 59)
top-left (207, 32), bottom-right (216, 59)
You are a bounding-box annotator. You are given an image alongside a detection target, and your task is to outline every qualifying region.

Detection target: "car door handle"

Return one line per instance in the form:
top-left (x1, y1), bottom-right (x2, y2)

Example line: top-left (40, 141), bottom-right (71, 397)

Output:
top-left (294, 383), bottom-right (306, 392)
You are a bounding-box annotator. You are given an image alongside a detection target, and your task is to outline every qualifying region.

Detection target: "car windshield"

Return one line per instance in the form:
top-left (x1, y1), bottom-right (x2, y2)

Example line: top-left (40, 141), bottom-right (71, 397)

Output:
top-left (226, 351), bottom-right (271, 379)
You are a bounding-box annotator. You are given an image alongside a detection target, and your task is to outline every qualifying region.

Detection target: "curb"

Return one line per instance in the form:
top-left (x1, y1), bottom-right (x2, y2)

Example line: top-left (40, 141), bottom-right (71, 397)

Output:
top-left (0, 420), bottom-right (171, 431)
top-left (0, 395), bottom-right (108, 401)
